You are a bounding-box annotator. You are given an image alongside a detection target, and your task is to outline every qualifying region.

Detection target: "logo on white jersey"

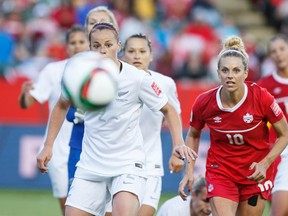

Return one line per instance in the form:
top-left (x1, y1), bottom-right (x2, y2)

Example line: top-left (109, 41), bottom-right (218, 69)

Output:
top-left (151, 81), bottom-right (162, 96)
top-left (213, 116), bottom-right (222, 123)
top-left (243, 113), bottom-right (253, 123)
top-left (208, 183), bottom-right (214, 192)
top-left (270, 101), bottom-right (282, 117)
top-left (118, 90), bottom-right (129, 97)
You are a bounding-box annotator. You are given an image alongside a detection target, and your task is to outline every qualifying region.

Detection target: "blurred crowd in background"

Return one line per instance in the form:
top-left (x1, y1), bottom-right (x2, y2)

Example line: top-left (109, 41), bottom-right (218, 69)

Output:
top-left (0, 0), bottom-right (286, 84)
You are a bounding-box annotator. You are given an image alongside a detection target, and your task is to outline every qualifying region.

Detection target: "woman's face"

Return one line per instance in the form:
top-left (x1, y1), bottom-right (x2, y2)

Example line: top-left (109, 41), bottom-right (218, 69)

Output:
top-left (217, 56), bottom-right (248, 93)
top-left (122, 37), bottom-right (153, 71)
top-left (269, 38), bottom-right (288, 71)
top-left (192, 187), bottom-right (211, 216)
top-left (66, 31), bottom-right (89, 57)
top-left (89, 29), bottom-right (120, 63)
top-left (86, 11), bottom-right (112, 33)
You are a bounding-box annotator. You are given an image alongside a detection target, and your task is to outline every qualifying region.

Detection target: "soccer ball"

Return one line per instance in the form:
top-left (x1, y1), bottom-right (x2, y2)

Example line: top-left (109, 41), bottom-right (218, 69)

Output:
top-left (62, 51), bottom-right (118, 111)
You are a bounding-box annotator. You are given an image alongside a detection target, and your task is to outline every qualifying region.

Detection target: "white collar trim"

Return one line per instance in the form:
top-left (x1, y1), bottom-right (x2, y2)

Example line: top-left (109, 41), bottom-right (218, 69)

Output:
top-left (272, 70), bottom-right (288, 84)
top-left (216, 84), bottom-right (248, 112)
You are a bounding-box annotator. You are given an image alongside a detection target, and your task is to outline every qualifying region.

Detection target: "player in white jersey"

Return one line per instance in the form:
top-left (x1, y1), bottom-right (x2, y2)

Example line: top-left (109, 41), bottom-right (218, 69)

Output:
top-left (19, 25), bottom-right (89, 215)
top-left (121, 33), bottom-right (184, 216)
top-left (37, 22), bottom-right (196, 216)
top-left (157, 176), bottom-right (211, 216)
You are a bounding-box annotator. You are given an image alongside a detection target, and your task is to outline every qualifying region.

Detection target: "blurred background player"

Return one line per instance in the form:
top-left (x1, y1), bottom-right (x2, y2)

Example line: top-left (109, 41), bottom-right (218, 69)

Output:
top-left (84, 6), bottom-right (119, 33)
top-left (176, 35), bottom-right (288, 216)
top-left (18, 25), bottom-right (89, 215)
top-left (66, 107), bottom-right (84, 189)
top-left (37, 22), bottom-right (195, 216)
top-left (157, 175), bottom-right (211, 216)
top-left (121, 33), bottom-right (184, 216)
top-left (257, 34), bottom-right (288, 216)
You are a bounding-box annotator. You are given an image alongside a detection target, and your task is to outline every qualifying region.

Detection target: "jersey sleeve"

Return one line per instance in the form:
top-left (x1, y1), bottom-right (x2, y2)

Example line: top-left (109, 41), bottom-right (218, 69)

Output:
top-left (61, 82), bottom-right (70, 101)
top-left (167, 79), bottom-right (181, 114)
top-left (29, 64), bottom-right (54, 104)
top-left (190, 94), bottom-right (206, 130)
top-left (261, 88), bottom-right (284, 124)
top-left (138, 73), bottom-right (168, 112)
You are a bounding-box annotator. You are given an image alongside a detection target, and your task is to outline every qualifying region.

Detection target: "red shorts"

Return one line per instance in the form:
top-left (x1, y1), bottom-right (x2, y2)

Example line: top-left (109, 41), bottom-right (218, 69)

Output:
top-left (206, 172), bottom-right (273, 203)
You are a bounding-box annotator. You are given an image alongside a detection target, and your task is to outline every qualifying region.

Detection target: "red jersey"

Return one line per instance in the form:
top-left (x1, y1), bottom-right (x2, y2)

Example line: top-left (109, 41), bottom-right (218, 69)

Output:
top-left (190, 82), bottom-right (284, 184)
top-left (257, 71), bottom-right (288, 185)
top-left (257, 71), bottom-right (288, 122)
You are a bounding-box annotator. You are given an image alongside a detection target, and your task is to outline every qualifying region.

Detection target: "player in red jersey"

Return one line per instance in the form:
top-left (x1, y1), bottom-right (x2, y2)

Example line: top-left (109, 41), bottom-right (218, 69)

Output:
top-left (257, 34), bottom-right (288, 216)
top-left (174, 36), bottom-right (288, 216)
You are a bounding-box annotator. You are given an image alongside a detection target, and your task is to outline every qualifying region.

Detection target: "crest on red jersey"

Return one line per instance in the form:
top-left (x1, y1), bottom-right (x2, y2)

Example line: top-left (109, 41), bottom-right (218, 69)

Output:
top-left (208, 183), bottom-right (214, 192)
top-left (273, 87), bottom-right (281, 95)
top-left (243, 113), bottom-right (253, 123)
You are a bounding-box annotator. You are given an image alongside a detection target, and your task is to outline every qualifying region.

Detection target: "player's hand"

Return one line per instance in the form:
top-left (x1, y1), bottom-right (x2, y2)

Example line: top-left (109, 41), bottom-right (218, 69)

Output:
top-left (21, 81), bottom-right (33, 94)
top-left (178, 172), bottom-right (194, 201)
top-left (73, 108), bottom-right (84, 124)
top-left (169, 155), bottom-right (184, 173)
top-left (173, 144), bottom-right (197, 163)
top-left (247, 161), bottom-right (268, 183)
top-left (36, 146), bottom-right (53, 173)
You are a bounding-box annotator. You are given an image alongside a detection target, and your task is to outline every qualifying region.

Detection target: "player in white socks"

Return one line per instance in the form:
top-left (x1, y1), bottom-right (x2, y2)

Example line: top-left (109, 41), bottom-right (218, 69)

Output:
top-left (37, 22), bottom-right (196, 216)
top-left (122, 33), bottom-right (184, 216)
top-left (19, 25), bottom-right (89, 215)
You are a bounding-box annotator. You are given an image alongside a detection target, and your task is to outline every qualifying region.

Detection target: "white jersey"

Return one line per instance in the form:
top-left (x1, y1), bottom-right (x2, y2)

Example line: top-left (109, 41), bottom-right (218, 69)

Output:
top-left (30, 59), bottom-right (73, 145)
top-left (140, 70), bottom-right (181, 176)
top-left (30, 59), bottom-right (72, 198)
top-left (157, 195), bottom-right (191, 216)
top-left (73, 62), bottom-right (168, 179)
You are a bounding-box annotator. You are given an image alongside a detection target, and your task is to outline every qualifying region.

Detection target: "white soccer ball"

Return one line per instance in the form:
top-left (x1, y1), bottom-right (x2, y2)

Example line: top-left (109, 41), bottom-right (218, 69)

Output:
top-left (62, 51), bottom-right (118, 111)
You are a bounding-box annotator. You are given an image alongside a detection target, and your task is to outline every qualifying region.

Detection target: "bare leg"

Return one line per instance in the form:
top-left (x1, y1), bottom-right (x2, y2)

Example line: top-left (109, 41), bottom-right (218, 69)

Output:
top-left (237, 195), bottom-right (265, 216)
top-left (112, 191), bottom-right (139, 216)
top-left (138, 204), bottom-right (155, 216)
top-left (65, 205), bottom-right (93, 216)
top-left (271, 191), bottom-right (288, 216)
top-left (59, 197), bottom-right (66, 216)
top-left (209, 196), bottom-right (238, 216)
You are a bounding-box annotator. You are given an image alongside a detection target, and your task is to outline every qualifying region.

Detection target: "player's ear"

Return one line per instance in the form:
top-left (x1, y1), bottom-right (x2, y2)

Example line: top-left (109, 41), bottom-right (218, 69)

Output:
top-left (244, 68), bottom-right (248, 80)
top-left (117, 42), bottom-right (122, 53)
top-left (217, 69), bottom-right (221, 79)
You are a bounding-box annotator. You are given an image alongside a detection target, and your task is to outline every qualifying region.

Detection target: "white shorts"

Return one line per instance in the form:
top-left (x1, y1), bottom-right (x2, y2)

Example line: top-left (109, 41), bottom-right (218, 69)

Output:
top-left (272, 147), bottom-right (288, 193)
top-left (66, 174), bottom-right (146, 215)
top-left (46, 140), bottom-right (69, 198)
top-left (142, 176), bottom-right (162, 210)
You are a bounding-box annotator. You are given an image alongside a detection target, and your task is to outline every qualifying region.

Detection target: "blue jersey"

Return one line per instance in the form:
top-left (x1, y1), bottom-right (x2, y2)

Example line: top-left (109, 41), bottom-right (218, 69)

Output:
top-left (66, 107), bottom-right (84, 150)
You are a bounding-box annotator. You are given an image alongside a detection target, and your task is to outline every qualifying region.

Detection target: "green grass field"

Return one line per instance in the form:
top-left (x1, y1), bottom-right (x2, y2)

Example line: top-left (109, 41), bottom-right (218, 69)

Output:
top-left (0, 189), bottom-right (174, 216)
top-left (0, 189), bottom-right (269, 216)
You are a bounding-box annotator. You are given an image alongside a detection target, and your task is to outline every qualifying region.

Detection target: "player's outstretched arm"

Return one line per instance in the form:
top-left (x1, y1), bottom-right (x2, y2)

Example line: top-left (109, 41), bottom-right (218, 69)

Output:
top-left (178, 126), bottom-right (201, 200)
top-left (247, 117), bottom-right (288, 183)
top-left (37, 96), bottom-right (71, 173)
top-left (160, 103), bottom-right (197, 163)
